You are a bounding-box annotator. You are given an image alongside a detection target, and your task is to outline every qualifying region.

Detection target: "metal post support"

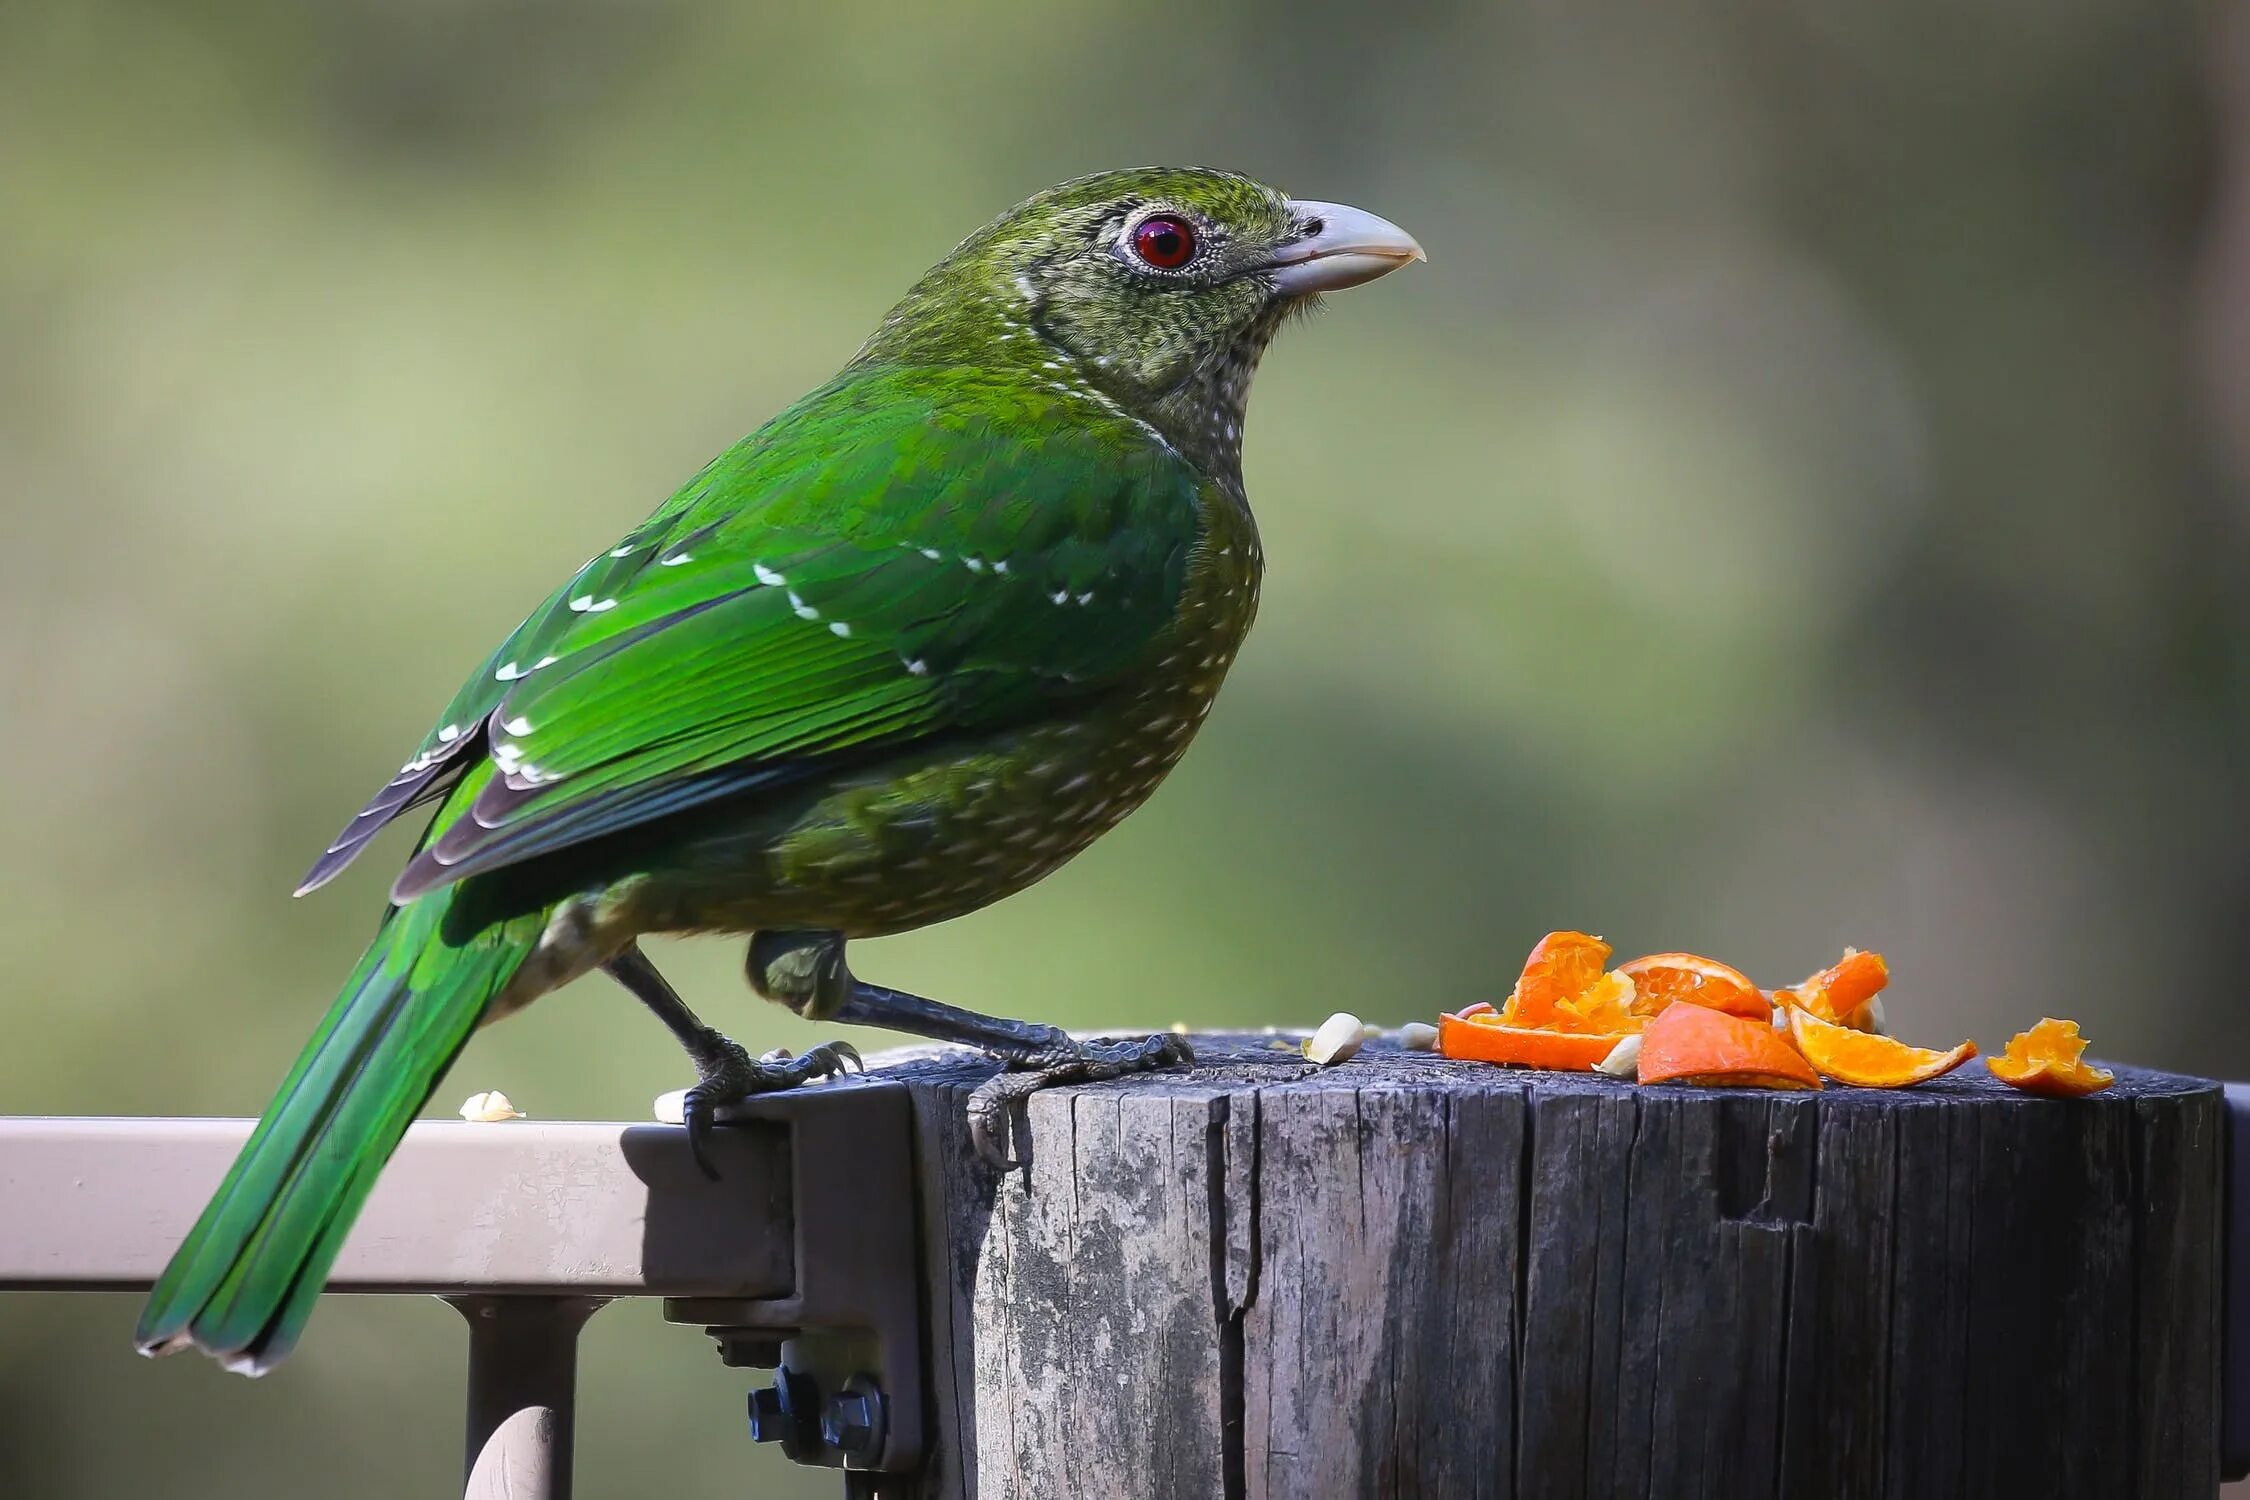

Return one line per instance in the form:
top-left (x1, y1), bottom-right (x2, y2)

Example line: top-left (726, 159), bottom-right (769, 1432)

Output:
top-left (450, 1295), bottom-right (606, 1500)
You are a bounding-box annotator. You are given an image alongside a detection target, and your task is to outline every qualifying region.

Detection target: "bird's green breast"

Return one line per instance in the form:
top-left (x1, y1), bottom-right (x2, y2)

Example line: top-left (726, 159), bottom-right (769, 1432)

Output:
top-left (628, 473), bottom-right (1262, 939)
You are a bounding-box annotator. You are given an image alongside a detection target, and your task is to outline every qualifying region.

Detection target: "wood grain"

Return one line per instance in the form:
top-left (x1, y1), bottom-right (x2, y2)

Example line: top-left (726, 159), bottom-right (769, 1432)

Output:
top-left (880, 1040), bottom-right (2223, 1499)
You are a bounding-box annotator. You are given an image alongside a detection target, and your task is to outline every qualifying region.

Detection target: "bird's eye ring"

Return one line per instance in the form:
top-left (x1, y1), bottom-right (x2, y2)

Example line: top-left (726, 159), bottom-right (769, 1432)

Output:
top-left (1130, 215), bottom-right (1198, 270)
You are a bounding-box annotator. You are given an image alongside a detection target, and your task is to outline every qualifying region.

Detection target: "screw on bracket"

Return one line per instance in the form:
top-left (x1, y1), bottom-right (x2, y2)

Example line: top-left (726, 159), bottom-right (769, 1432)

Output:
top-left (747, 1367), bottom-right (822, 1464)
top-left (663, 1079), bottom-right (923, 1473)
top-left (819, 1373), bottom-right (888, 1462)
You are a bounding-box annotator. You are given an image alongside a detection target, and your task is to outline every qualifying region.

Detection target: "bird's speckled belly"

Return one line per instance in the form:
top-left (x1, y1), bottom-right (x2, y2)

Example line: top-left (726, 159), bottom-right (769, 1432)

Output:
top-left (632, 509), bottom-right (1261, 939)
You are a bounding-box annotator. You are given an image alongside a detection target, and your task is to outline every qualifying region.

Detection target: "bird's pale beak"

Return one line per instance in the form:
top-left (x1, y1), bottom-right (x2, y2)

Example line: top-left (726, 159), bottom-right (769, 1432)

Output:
top-left (1266, 200), bottom-right (1426, 296)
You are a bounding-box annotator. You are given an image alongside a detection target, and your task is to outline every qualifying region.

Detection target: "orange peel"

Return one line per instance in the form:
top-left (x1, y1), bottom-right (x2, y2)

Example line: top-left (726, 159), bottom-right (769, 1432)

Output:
top-left (1501, 931), bottom-right (1611, 1029)
top-left (1637, 1001), bottom-right (1821, 1090)
top-left (1987, 1018), bottom-right (2114, 1097)
top-left (1773, 948), bottom-right (1889, 1028)
top-left (1438, 1011), bottom-right (1631, 1072)
top-left (1786, 1006), bottom-right (1974, 1087)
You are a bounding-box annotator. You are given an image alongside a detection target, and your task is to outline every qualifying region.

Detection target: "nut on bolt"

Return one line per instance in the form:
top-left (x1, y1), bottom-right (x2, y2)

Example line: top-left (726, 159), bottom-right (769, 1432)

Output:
top-left (820, 1373), bottom-right (888, 1460)
top-left (747, 1367), bottom-right (822, 1463)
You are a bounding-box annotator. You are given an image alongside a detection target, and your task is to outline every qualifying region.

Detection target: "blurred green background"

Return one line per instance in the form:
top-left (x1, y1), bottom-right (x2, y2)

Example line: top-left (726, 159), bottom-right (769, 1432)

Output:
top-left (4, 0), bottom-right (2247, 1495)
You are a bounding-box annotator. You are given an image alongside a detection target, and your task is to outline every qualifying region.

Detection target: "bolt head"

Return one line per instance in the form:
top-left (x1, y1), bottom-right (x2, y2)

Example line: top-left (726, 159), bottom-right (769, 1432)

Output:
top-left (747, 1385), bottom-right (788, 1443)
top-left (820, 1387), bottom-right (884, 1455)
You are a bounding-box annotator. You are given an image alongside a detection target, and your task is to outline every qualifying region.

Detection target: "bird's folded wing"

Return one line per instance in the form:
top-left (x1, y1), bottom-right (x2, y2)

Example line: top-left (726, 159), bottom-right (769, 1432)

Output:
top-left (297, 369), bottom-right (1203, 900)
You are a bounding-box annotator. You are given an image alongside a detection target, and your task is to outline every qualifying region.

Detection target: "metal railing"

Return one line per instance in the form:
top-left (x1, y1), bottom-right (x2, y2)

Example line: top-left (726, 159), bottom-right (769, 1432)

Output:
top-left (0, 1079), bottom-right (924, 1499)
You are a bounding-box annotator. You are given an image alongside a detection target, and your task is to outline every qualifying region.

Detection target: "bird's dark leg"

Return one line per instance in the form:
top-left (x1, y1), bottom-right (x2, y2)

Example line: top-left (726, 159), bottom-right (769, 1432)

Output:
top-left (746, 929), bottom-right (1193, 1166)
top-left (602, 943), bottom-right (861, 1179)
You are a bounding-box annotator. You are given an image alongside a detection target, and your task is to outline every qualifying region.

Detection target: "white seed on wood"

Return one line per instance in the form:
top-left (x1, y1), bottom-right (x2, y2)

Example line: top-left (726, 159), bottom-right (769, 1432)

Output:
top-left (1595, 1034), bottom-right (1643, 1078)
top-left (1301, 1012), bottom-right (1366, 1066)
top-left (458, 1090), bottom-right (524, 1123)
top-left (651, 1088), bottom-right (688, 1125)
top-left (1399, 1021), bottom-right (1439, 1051)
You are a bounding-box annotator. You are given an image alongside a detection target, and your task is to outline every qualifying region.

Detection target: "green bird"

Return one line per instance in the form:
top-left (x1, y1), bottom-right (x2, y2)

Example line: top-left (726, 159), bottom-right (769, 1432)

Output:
top-left (134, 166), bottom-right (1421, 1373)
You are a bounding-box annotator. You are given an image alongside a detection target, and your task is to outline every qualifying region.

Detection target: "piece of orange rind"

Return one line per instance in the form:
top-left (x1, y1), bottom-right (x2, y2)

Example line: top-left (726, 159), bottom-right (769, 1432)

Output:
top-left (1987, 1017), bottom-right (2115, 1097)
top-left (1637, 1002), bottom-right (1822, 1091)
top-left (1785, 1006), bottom-right (1974, 1088)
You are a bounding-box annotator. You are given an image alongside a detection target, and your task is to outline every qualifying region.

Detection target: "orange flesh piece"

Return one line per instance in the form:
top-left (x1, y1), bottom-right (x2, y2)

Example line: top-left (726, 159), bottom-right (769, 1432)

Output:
top-left (1637, 1001), bottom-right (1822, 1090)
top-left (1617, 952), bottom-right (1771, 1020)
top-left (1502, 931), bottom-right (1611, 1029)
top-left (1547, 971), bottom-right (1639, 1034)
top-left (1438, 1012), bottom-right (1631, 1072)
top-left (1987, 1017), bottom-right (2115, 1097)
top-left (1786, 1006), bottom-right (1975, 1087)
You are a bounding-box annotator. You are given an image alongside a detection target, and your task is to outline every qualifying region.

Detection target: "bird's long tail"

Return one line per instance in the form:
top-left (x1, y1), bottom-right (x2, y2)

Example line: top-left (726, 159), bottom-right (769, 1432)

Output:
top-left (135, 885), bottom-right (545, 1373)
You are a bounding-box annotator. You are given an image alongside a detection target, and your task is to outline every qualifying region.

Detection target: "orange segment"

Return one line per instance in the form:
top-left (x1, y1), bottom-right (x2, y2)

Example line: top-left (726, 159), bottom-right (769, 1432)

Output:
top-left (1637, 1002), bottom-right (1821, 1090)
top-left (1987, 1018), bottom-right (2115, 1097)
top-left (1775, 948), bottom-right (1890, 1028)
top-left (1501, 931), bottom-right (1611, 1028)
top-left (1548, 970), bottom-right (1640, 1034)
top-left (1786, 1006), bottom-right (1974, 1087)
top-left (1616, 952), bottom-right (1770, 1020)
top-left (1438, 1011), bottom-right (1630, 1072)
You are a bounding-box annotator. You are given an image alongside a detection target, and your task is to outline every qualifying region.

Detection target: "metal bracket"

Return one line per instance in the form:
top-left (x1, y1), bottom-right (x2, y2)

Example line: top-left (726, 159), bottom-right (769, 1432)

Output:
top-left (663, 1076), bottom-right (925, 1475)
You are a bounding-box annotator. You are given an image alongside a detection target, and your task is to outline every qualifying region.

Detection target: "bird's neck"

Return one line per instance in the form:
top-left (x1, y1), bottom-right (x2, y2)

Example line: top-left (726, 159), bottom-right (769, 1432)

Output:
top-left (853, 280), bottom-right (1289, 495)
top-left (1129, 303), bottom-right (1288, 494)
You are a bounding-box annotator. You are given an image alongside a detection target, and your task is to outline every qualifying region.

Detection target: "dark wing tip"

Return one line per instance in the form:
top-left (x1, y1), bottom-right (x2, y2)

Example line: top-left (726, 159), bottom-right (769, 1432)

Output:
top-left (386, 852), bottom-right (455, 905)
top-left (300, 720), bottom-right (491, 898)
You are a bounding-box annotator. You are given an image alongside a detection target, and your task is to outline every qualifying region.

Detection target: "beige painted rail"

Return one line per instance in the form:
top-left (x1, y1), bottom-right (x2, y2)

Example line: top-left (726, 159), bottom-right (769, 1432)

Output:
top-left (0, 1079), bottom-right (924, 1500)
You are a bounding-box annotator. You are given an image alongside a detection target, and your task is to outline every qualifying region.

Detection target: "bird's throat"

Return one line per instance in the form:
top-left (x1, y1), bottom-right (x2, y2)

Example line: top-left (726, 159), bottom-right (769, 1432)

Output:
top-left (1138, 301), bottom-right (1291, 493)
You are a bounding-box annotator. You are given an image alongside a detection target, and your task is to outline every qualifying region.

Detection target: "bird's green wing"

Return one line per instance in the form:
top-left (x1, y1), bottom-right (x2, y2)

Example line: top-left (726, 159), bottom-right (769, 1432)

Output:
top-left (298, 365), bottom-right (1204, 901)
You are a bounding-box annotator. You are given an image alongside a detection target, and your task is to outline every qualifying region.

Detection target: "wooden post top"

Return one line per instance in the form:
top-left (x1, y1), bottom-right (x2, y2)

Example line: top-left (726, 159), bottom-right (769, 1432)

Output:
top-left (891, 1035), bottom-right (2227, 1500)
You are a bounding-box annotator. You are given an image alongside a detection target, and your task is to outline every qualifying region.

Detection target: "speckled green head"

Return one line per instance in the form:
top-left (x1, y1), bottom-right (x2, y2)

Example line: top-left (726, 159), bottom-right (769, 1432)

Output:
top-left (858, 167), bottom-right (1423, 478)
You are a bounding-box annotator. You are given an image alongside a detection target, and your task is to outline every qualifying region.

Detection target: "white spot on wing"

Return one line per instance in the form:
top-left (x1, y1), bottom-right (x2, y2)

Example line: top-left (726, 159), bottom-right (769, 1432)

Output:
top-left (754, 564), bottom-right (786, 587)
top-left (502, 715), bottom-right (533, 736)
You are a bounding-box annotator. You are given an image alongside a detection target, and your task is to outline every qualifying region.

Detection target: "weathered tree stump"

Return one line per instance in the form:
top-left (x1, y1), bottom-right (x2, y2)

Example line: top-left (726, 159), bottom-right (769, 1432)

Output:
top-left (882, 1037), bottom-right (2223, 1500)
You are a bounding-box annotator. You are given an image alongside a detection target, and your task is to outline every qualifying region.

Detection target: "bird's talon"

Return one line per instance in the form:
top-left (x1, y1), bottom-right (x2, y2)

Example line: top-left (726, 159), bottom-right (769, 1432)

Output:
top-left (680, 1094), bottom-right (723, 1181)
top-left (964, 1032), bottom-right (1194, 1167)
top-left (675, 1034), bottom-right (865, 1173)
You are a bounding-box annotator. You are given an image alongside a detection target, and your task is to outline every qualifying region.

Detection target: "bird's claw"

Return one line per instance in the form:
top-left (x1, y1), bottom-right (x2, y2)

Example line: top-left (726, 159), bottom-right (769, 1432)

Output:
top-left (967, 1033), bottom-right (1195, 1169)
top-left (681, 1037), bottom-right (864, 1180)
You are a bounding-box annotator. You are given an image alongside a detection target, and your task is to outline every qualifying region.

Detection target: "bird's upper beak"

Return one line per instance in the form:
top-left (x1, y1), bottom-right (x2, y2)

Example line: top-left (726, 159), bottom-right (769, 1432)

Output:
top-left (1265, 200), bottom-right (1425, 296)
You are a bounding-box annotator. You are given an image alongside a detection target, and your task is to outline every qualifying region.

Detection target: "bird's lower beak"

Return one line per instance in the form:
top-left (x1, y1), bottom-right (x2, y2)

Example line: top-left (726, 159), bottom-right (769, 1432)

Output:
top-left (1266, 200), bottom-right (1426, 296)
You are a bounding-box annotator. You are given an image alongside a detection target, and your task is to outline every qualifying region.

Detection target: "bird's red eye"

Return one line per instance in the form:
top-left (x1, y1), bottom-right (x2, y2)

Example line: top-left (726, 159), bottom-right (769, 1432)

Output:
top-left (1131, 215), bottom-right (1197, 270)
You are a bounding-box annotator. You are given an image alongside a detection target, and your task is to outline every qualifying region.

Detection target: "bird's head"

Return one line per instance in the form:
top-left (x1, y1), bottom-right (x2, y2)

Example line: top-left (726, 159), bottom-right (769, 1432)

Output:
top-left (859, 167), bottom-right (1423, 480)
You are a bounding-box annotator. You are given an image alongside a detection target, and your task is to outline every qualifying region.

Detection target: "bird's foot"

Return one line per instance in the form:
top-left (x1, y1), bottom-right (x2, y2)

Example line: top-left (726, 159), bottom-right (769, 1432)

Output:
top-left (680, 1035), bottom-right (863, 1180)
top-left (966, 1030), bottom-right (1196, 1168)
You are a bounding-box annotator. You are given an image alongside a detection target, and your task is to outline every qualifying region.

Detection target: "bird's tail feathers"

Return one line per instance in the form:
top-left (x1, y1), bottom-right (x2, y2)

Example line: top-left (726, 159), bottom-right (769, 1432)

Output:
top-left (134, 887), bottom-right (544, 1372)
